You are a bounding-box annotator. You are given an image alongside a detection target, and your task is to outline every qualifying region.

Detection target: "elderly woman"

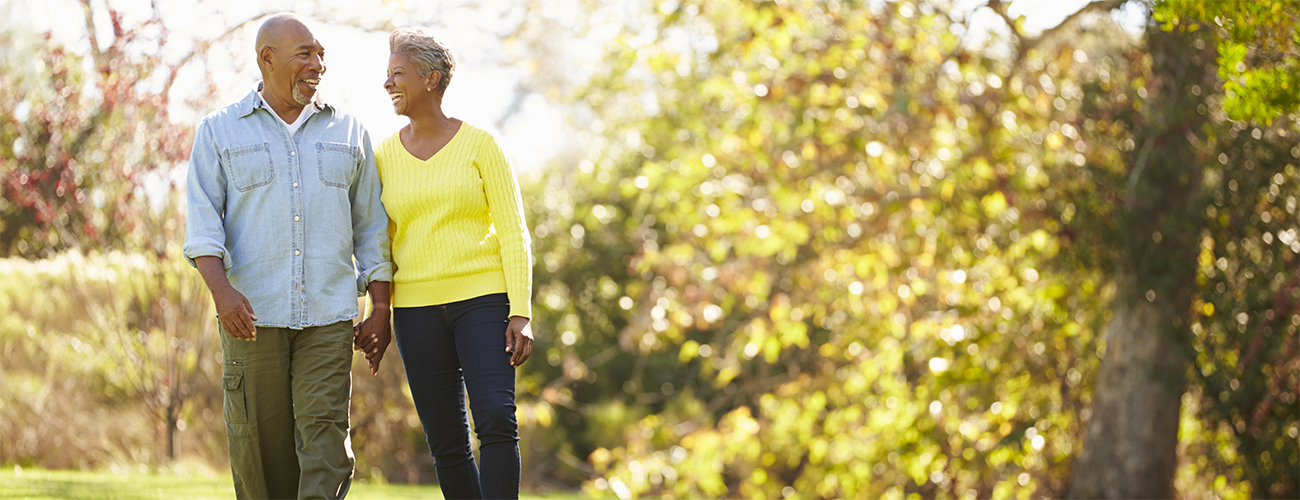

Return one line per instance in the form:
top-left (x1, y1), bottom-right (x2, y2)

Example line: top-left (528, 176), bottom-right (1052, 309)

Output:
top-left (358, 27), bottom-right (534, 499)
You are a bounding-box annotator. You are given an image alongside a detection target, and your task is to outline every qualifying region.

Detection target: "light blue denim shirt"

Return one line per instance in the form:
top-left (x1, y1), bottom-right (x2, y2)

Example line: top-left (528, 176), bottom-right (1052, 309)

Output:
top-left (183, 84), bottom-right (393, 329)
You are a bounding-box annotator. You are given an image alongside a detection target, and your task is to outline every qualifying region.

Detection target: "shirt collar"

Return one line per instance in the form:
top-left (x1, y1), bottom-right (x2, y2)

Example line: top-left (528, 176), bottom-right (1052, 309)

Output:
top-left (237, 81), bottom-right (328, 118)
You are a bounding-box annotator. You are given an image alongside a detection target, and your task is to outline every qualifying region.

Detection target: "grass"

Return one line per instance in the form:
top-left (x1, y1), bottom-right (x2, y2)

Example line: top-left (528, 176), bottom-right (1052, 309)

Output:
top-left (0, 467), bottom-right (582, 500)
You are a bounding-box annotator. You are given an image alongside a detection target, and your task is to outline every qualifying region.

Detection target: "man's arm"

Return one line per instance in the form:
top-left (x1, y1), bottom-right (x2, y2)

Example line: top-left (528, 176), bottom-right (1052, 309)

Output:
top-left (183, 120), bottom-right (257, 340)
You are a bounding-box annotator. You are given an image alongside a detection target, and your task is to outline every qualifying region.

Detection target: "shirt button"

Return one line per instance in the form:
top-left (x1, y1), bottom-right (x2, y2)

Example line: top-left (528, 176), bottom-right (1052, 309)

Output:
top-left (293, 182), bottom-right (299, 188)
top-left (294, 215), bottom-right (300, 222)
top-left (294, 249), bottom-right (300, 256)
top-left (290, 151), bottom-right (296, 157)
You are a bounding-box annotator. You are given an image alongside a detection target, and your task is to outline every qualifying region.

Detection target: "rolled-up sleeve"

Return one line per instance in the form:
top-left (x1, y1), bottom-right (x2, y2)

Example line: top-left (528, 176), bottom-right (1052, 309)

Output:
top-left (350, 129), bottom-right (394, 295)
top-left (183, 120), bottom-right (232, 271)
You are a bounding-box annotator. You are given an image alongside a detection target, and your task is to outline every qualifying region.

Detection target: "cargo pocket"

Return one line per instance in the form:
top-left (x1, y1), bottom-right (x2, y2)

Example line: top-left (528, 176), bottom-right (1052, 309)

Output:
top-left (222, 370), bottom-right (249, 436)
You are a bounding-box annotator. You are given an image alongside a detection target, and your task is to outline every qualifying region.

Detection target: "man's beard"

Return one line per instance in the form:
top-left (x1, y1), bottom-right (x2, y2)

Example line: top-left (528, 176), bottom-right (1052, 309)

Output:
top-left (292, 85), bottom-right (313, 106)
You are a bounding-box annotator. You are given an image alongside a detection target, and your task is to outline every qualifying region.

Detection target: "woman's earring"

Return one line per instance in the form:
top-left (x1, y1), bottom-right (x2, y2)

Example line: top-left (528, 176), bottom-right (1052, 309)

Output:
top-left (426, 87), bottom-right (432, 92)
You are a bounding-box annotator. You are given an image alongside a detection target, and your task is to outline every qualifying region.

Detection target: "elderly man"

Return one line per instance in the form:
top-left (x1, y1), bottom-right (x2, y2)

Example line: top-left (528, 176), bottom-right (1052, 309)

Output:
top-left (183, 13), bottom-right (391, 500)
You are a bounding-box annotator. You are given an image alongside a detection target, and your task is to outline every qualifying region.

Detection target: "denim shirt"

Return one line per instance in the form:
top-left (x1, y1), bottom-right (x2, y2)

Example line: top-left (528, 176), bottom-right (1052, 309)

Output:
top-left (183, 85), bottom-right (393, 329)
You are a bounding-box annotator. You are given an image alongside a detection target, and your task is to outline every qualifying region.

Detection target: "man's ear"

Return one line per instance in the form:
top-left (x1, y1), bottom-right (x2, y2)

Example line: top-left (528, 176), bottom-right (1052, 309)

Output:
top-left (259, 46), bottom-right (275, 72)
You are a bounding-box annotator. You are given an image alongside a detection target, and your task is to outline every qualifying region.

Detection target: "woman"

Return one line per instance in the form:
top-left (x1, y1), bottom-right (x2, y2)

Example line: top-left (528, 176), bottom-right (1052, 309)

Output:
top-left (367, 27), bottom-right (534, 499)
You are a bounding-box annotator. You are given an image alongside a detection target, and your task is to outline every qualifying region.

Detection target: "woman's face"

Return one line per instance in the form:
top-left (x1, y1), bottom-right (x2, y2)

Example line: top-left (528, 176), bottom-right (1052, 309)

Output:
top-left (383, 52), bottom-right (434, 117)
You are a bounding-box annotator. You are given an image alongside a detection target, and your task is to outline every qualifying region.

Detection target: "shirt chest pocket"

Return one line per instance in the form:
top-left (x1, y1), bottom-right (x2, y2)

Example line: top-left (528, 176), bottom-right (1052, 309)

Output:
top-left (317, 142), bottom-right (359, 189)
top-left (223, 143), bottom-right (274, 192)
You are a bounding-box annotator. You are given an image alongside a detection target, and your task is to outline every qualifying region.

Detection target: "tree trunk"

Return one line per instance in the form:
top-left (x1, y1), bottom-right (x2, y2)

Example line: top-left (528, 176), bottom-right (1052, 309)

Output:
top-left (1067, 18), bottom-right (1213, 500)
top-left (1068, 297), bottom-right (1187, 498)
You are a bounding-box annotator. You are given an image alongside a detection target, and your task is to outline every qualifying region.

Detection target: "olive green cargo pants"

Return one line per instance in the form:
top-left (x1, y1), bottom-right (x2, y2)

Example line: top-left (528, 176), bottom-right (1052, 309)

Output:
top-left (220, 321), bottom-right (355, 500)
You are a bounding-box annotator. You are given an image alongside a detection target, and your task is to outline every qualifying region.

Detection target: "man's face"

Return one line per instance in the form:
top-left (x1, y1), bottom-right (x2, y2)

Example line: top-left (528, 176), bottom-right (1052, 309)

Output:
top-left (267, 24), bottom-right (325, 107)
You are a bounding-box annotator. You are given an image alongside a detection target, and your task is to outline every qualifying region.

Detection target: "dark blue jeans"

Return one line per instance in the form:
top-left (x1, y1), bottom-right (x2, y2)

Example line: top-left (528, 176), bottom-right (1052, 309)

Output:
top-left (393, 293), bottom-right (520, 500)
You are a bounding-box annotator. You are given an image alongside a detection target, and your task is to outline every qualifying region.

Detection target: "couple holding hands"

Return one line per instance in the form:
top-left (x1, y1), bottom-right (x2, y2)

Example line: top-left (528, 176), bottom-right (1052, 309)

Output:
top-left (182, 13), bottom-right (531, 500)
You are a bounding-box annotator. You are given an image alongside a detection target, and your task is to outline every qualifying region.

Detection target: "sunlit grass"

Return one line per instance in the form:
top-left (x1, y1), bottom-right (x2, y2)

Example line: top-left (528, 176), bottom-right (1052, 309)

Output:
top-left (0, 467), bottom-right (582, 500)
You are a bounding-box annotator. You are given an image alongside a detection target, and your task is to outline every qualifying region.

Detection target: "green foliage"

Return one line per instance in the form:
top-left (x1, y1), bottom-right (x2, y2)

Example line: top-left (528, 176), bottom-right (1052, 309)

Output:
top-left (520, 0), bottom-right (1132, 496)
top-left (0, 247), bottom-right (440, 483)
top-left (516, 0), bottom-right (1300, 498)
top-left (1155, 0), bottom-right (1300, 123)
top-left (0, 248), bottom-right (222, 468)
top-left (1140, 2), bottom-right (1300, 497)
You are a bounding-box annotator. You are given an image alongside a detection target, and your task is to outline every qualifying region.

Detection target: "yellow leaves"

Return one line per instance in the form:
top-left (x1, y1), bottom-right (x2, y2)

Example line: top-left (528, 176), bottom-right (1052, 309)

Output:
top-left (768, 296), bottom-right (791, 322)
top-left (801, 141), bottom-right (818, 161)
top-left (809, 436), bottom-right (829, 465)
top-left (517, 401), bottom-right (555, 428)
top-left (748, 127), bottom-right (765, 148)
top-left (716, 364), bottom-right (740, 387)
top-left (1044, 132), bottom-right (1064, 150)
top-left (721, 406), bottom-right (762, 440)
top-left (909, 278), bottom-right (929, 297)
top-left (981, 191), bottom-right (1008, 218)
top-left (878, 293), bottom-right (899, 315)
top-left (589, 447), bottom-right (614, 472)
top-left (1029, 229), bottom-right (1051, 250)
top-left (973, 157), bottom-right (994, 180)
top-left (680, 340), bottom-right (701, 363)
top-left (777, 321), bottom-right (810, 350)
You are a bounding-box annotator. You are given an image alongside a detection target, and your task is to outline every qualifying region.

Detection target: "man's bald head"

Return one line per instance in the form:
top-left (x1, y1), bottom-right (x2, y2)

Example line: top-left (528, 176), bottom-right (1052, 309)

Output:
top-left (256, 13), bottom-right (313, 59)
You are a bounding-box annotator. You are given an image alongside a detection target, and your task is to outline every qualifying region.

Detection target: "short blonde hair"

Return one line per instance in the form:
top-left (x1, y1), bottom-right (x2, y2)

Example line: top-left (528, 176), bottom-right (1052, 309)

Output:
top-left (389, 27), bottom-right (455, 95)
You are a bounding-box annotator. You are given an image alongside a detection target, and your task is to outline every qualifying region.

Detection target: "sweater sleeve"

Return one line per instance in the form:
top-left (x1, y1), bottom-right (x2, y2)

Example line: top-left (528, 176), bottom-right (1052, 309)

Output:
top-left (476, 132), bottom-right (533, 319)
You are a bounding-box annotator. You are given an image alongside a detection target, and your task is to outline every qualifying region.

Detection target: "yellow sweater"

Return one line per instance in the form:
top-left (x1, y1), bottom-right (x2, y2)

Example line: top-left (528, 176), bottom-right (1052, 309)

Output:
top-left (375, 122), bottom-right (532, 318)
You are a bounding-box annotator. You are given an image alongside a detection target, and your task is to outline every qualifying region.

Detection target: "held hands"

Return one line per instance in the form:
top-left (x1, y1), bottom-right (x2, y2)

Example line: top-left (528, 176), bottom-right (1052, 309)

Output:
top-left (504, 316), bottom-right (533, 367)
top-left (213, 285), bottom-right (259, 341)
top-left (354, 308), bottom-right (392, 376)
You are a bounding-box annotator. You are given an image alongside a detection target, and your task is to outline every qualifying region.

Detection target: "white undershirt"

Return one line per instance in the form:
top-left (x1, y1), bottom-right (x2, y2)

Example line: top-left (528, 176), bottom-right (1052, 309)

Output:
top-left (258, 89), bottom-right (316, 138)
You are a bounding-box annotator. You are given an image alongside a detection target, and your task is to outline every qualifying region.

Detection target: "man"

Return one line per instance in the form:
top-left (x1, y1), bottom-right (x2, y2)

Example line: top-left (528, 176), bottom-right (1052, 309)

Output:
top-left (183, 13), bottom-right (392, 500)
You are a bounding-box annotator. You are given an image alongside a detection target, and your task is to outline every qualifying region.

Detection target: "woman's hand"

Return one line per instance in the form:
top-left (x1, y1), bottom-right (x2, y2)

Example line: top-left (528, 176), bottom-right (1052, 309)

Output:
top-left (504, 316), bottom-right (533, 367)
top-left (354, 308), bottom-right (392, 376)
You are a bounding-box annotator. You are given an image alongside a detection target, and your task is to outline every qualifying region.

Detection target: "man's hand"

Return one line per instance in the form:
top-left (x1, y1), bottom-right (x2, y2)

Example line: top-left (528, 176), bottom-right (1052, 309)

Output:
top-left (504, 316), bottom-right (533, 367)
top-left (194, 256), bottom-right (257, 341)
top-left (213, 285), bottom-right (259, 340)
top-left (354, 309), bottom-right (391, 376)
top-left (355, 281), bottom-right (393, 376)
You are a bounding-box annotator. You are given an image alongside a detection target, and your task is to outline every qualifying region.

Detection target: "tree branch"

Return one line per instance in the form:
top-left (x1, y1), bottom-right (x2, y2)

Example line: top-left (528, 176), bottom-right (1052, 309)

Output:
top-left (987, 0), bottom-right (1128, 65)
top-left (160, 11), bottom-right (278, 98)
top-left (79, 0), bottom-right (105, 66)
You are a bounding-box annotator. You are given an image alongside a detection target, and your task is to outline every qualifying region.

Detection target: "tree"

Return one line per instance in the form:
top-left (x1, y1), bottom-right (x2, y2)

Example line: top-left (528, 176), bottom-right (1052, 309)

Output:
top-left (1067, 2), bottom-right (1299, 497)
top-left (1064, 16), bottom-right (1213, 498)
top-left (522, 0), bottom-right (1298, 497)
top-left (0, 2), bottom-right (202, 257)
top-left (522, 0), bottom-right (1129, 496)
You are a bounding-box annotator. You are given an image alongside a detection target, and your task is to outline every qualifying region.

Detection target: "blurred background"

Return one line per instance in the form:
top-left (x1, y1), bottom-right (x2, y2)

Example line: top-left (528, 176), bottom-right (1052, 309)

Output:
top-left (0, 0), bottom-right (1297, 498)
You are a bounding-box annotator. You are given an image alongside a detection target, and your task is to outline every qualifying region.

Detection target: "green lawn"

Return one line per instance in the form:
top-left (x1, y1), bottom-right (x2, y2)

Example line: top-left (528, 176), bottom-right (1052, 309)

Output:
top-left (0, 467), bottom-right (581, 500)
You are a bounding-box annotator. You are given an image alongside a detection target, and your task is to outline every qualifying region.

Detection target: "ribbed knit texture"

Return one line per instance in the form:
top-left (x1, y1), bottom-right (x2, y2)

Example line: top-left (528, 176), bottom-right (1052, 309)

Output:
top-left (375, 122), bottom-right (532, 319)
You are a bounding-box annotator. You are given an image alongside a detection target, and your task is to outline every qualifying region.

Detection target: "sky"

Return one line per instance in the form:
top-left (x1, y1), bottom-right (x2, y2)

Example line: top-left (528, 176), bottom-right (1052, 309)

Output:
top-left (6, 0), bottom-right (1147, 176)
